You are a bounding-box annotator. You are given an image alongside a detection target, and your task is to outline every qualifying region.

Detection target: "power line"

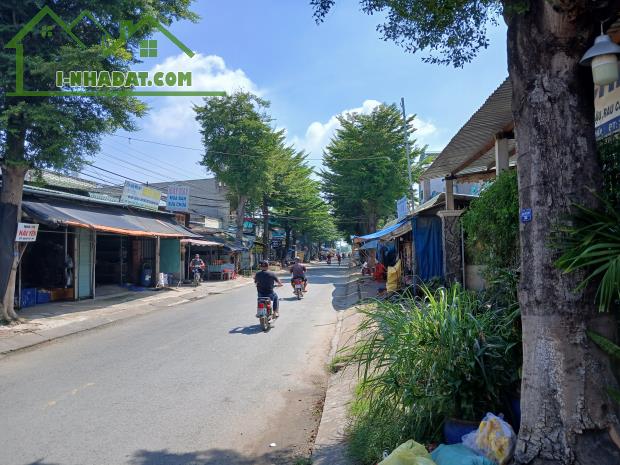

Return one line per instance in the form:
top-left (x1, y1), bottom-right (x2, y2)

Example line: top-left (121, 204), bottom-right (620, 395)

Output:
top-left (110, 133), bottom-right (391, 162)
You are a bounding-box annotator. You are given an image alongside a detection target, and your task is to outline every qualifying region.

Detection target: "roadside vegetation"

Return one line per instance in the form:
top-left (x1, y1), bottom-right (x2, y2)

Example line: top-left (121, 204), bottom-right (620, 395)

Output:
top-left (342, 285), bottom-right (521, 464)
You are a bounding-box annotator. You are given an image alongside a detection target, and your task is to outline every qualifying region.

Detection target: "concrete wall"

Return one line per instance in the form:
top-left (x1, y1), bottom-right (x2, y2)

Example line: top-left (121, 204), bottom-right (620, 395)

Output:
top-left (465, 265), bottom-right (486, 291)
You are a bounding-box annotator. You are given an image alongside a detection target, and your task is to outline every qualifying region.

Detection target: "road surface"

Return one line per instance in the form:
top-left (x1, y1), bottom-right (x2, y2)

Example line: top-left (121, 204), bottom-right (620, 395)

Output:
top-left (0, 263), bottom-right (351, 465)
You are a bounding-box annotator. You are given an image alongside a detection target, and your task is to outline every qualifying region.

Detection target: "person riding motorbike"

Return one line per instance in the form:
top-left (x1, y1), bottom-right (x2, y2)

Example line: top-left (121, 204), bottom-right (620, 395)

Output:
top-left (254, 260), bottom-right (283, 317)
top-left (337, 253), bottom-right (342, 266)
top-left (289, 257), bottom-right (308, 292)
top-left (190, 254), bottom-right (206, 281)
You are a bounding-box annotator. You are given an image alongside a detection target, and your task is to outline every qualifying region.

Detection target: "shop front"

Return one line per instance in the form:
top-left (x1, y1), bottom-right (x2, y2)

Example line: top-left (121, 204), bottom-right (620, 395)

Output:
top-left (17, 188), bottom-right (195, 308)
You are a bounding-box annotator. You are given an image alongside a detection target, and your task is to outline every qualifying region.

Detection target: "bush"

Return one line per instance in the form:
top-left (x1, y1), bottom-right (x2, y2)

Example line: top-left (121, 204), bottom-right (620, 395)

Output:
top-left (461, 170), bottom-right (520, 284)
top-left (345, 284), bottom-right (521, 464)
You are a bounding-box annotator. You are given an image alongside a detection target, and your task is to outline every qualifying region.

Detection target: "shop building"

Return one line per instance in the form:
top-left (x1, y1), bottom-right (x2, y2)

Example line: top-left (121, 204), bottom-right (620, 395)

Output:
top-left (16, 185), bottom-right (196, 308)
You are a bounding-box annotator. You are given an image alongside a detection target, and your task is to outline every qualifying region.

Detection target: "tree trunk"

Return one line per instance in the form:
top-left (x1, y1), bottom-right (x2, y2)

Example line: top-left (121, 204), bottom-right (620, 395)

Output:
top-left (283, 223), bottom-right (291, 264)
top-left (262, 196), bottom-right (270, 260)
top-left (235, 195), bottom-right (247, 243)
top-left (507, 2), bottom-right (620, 463)
top-left (0, 164), bottom-right (29, 323)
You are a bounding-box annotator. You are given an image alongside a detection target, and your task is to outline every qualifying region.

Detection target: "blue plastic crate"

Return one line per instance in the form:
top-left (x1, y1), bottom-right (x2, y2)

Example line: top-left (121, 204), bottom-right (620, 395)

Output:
top-left (36, 290), bottom-right (51, 305)
top-left (20, 288), bottom-right (36, 308)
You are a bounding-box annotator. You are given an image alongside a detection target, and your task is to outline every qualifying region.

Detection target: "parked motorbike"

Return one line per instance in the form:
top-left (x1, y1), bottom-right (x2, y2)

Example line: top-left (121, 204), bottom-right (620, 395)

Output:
top-left (256, 297), bottom-right (275, 331)
top-left (293, 278), bottom-right (304, 300)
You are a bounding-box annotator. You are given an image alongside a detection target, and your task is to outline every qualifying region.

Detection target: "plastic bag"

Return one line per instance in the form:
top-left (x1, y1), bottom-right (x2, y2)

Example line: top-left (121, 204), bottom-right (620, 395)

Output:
top-left (378, 440), bottom-right (437, 465)
top-left (462, 413), bottom-right (516, 465)
top-left (386, 259), bottom-right (402, 292)
top-left (431, 444), bottom-right (495, 465)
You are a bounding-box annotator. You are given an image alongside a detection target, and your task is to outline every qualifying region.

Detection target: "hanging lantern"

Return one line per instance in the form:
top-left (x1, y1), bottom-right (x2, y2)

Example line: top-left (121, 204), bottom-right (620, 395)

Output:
top-left (580, 32), bottom-right (620, 86)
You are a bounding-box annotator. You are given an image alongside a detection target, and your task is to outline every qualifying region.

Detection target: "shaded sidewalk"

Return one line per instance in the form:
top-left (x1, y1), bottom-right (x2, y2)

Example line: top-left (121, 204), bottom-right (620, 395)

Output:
top-left (0, 277), bottom-right (254, 357)
top-left (312, 269), bottom-right (383, 465)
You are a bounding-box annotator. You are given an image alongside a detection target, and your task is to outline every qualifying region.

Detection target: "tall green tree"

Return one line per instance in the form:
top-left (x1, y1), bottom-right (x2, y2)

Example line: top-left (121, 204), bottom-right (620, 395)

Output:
top-left (313, 1), bottom-right (620, 462)
top-left (195, 92), bottom-right (277, 242)
top-left (321, 103), bottom-right (419, 238)
top-left (0, 1), bottom-right (196, 323)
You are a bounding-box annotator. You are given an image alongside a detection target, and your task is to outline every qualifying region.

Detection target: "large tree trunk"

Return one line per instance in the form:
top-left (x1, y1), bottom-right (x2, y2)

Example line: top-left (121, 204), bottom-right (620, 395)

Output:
top-left (262, 196), bottom-right (270, 260)
top-left (235, 195), bottom-right (247, 243)
top-left (0, 164), bottom-right (28, 323)
top-left (507, 2), bottom-right (620, 463)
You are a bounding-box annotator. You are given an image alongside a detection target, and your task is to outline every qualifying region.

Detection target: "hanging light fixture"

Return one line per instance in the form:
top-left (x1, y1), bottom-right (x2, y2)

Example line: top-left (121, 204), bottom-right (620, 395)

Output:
top-left (580, 22), bottom-right (620, 86)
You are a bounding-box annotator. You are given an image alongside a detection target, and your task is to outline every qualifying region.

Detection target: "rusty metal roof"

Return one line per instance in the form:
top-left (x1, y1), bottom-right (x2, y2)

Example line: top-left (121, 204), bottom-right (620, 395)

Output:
top-left (421, 78), bottom-right (513, 180)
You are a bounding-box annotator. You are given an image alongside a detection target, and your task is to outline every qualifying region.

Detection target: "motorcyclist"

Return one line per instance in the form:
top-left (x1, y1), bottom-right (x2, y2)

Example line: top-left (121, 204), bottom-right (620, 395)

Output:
top-left (337, 253), bottom-right (342, 266)
top-left (190, 254), bottom-right (206, 281)
top-left (289, 257), bottom-right (308, 292)
top-left (254, 260), bottom-right (283, 317)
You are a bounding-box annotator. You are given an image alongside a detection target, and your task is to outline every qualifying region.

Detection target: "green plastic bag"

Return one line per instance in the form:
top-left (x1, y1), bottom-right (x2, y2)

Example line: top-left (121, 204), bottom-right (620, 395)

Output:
top-left (378, 440), bottom-right (437, 465)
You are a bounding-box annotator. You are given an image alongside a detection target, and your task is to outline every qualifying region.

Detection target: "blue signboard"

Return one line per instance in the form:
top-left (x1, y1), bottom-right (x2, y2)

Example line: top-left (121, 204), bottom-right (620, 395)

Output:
top-left (520, 208), bottom-right (532, 223)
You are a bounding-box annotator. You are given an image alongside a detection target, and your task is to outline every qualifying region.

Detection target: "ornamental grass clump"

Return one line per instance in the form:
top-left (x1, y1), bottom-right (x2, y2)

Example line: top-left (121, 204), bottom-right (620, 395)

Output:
top-left (345, 284), bottom-right (521, 464)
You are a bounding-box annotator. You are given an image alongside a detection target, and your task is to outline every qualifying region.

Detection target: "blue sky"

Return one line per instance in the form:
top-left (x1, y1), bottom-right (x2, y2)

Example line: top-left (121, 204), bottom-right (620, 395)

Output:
top-left (90, 1), bottom-right (509, 185)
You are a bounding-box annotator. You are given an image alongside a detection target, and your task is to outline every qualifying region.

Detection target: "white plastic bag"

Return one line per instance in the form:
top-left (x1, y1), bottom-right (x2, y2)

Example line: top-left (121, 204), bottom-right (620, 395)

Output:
top-left (462, 413), bottom-right (515, 465)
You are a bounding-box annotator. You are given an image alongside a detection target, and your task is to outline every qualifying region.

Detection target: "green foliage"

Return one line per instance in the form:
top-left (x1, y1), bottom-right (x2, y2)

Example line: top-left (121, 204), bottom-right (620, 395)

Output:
top-left (311, 0), bottom-right (503, 67)
top-left (344, 284), bottom-right (521, 463)
top-left (0, 1), bottom-right (196, 169)
top-left (268, 141), bottom-right (338, 243)
top-left (587, 331), bottom-right (620, 404)
top-left (195, 92), bottom-right (276, 204)
top-left (461, 170), bottom-right (520, 277)
top-left (554, 198), bottom-right (620, 311)
top-left (321, 103), bottom-right (421, 238)
top-left (597, 135), bottom-right (620, 210)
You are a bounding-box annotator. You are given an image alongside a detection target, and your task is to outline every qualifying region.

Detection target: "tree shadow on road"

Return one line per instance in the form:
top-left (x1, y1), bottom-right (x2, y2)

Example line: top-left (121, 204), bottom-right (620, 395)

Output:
top-left (25, 461), bottom-right (61, 465)
top-left (129, 447), bottom-right (302, 465)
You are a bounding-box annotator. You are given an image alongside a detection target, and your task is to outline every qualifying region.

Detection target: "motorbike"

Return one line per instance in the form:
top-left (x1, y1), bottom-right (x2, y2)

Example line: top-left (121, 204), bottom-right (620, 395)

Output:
top-left (192, 267), bottom-right (202, 286)
top-left (292, 278), bottom-right (304, 300)
top-left (327, 257), bottom-right (331, 265)
top-left (256, 297), bottom-right (275, 331)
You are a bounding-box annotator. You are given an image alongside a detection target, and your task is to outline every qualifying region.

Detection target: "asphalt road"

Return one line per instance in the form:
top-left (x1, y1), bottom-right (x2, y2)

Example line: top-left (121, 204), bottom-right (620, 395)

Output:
top-left (0, 263), bottom-right (351, 465)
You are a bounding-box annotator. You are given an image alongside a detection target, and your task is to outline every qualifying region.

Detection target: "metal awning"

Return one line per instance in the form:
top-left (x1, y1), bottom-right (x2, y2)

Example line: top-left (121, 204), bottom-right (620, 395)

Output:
top-left (421, 78), bottom-right (513, 180)
top-left (180, 239), bottom-right (224, 247)
top-left (22, 198), bottom-right (197, 238)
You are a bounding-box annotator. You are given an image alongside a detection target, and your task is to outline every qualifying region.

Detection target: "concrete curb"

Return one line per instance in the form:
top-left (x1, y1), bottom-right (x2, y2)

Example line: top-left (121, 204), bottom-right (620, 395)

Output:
top-left (312, 273), bottom-right (361, 465)
top-left (0, 279), bottom-right (254, 358)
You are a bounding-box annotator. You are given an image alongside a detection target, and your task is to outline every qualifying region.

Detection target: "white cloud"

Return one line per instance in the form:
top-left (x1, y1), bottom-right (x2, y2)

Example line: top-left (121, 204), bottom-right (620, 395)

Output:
top-left (143, 54), bottom-right (260, 140)
top-left (291, 100), bottom-right (382, 157)
top-left (291, 100), bottom-right (440, 159)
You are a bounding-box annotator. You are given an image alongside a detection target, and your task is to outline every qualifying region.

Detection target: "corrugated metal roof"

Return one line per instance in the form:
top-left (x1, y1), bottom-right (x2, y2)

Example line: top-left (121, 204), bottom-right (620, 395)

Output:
top-left (421, 78), bottom-right (513, 180)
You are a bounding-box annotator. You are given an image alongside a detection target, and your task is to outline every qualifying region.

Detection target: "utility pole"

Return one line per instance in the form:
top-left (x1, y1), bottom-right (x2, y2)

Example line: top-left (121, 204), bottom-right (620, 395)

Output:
top-left (400, 97), bottom-right (415, 209)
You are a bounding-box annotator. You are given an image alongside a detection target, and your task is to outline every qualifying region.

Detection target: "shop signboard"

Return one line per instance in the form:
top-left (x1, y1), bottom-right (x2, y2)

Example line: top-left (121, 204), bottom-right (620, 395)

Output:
top-left (120, 181), bottom-right (162, 211)
top-left (166, 185), bottom-right (190, 212)
top-left (15, 223), bottom-right (38, 242)
top-left (595, 81), bottom-right (620, 139)
top-left (396, 196), bottom-right (409, 219)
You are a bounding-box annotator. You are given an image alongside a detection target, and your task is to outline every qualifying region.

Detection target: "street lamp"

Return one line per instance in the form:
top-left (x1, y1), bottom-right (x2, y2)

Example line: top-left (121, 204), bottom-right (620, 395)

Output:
top-left (580, 25), bottom-right (620, 86)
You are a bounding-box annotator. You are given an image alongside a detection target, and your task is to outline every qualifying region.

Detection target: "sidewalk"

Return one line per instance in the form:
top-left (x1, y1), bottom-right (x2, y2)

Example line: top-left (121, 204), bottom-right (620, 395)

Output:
top-left (0, 276), bottom-right (254, 357)
top-left (312, 269), bottom-right (384, 465)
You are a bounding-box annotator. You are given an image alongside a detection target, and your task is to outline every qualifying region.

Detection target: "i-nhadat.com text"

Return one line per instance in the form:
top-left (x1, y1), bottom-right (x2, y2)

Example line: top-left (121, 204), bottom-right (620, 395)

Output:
top-left (56, 70), bottom-right (192, 88)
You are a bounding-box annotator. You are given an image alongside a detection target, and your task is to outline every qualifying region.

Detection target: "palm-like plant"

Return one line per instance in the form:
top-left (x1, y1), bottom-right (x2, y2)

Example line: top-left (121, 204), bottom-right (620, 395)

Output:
top-left (555, 198), bottom-right (620, 311)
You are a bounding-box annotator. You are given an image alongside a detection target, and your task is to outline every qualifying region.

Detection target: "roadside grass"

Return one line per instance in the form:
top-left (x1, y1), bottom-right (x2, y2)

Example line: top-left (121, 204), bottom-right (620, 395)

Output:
top-left (293, 457), bottom-right (312, 465)
top-left (327, 352), bottom-right (352, 374)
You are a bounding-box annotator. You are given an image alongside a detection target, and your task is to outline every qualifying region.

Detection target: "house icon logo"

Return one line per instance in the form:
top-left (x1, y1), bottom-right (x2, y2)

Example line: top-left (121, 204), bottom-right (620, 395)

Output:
top-left (5, 6), bottom-right (225, 97)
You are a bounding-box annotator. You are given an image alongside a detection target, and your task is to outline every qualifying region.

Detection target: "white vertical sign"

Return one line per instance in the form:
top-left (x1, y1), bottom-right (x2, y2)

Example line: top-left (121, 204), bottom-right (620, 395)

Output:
top-left (166, 185), bottom-right (190, 212)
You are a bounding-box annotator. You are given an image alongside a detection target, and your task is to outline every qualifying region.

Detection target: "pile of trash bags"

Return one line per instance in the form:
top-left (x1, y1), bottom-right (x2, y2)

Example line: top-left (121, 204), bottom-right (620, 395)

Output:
top-left (379, 414), bottom-right (515, 465)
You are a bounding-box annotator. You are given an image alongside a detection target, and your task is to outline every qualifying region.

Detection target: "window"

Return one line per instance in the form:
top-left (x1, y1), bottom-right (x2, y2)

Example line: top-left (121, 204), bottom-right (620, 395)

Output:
top-left (139, 40), bottom-right (157, 58)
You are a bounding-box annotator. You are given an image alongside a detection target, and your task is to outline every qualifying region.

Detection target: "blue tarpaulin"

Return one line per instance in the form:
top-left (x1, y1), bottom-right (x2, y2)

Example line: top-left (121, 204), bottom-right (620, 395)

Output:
top-left (353, 218), bottom-right (410, 242)
top-left (360, 239), bottom-right (379, 250)
top-left (413, 216), bottom-right (443, 281)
